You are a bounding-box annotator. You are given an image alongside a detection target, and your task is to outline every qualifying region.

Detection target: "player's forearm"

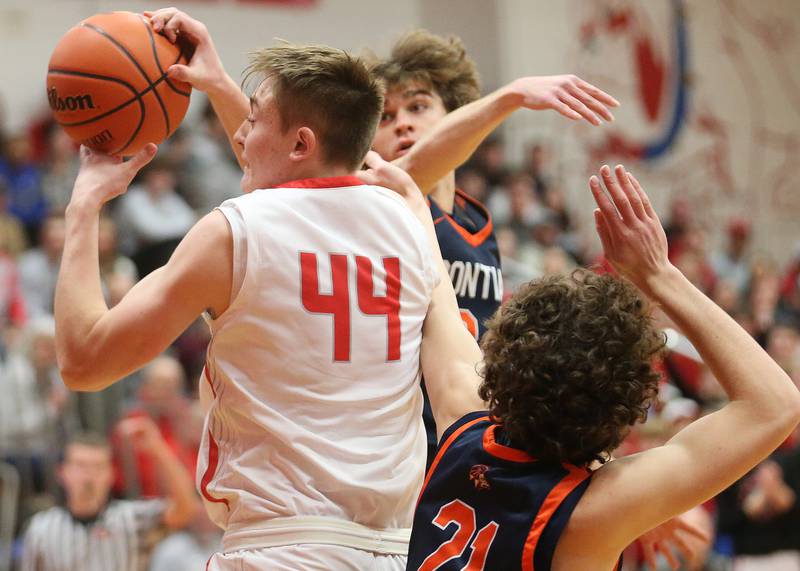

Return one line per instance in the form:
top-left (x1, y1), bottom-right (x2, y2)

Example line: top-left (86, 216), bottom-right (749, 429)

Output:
top-left (149, 439), bottom-right (199, 529)
top-left (397, 85), bottom-right (521, 194)
top-left (647, 266), bottom-right (800, 421)
top-left (55, 200), bottom-right (110, 390)
top-left (206, 73), bottom-right (249, 169)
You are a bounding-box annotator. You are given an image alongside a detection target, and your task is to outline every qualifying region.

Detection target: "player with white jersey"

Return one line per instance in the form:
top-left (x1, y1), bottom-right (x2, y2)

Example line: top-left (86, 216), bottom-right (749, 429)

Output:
top-left (200, 176), bottom-right (435, 543)
top-left (54, 43), bottom-right (435, 569)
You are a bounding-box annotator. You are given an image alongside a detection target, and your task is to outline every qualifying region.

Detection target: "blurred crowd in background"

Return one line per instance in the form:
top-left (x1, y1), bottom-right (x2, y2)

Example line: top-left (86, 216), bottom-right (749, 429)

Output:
top-left (1, 94), bottom-right (799, 571)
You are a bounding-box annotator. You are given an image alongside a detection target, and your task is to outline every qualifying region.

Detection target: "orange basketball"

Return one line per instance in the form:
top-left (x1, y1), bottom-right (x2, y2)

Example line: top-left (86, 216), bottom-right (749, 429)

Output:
top-left (47, 11), bottom-right (191, 157)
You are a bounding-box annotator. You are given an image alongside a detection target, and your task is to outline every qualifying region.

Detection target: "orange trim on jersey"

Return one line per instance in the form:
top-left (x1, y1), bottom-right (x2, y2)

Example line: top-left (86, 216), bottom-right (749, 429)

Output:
top-left (417, 415), bottom-right (491, 508)
top-left (203, 366), bottom-right (217, 399)
top-left (276, 175), bottom-right (364, 189)
top-left (200, 429), bottom-right (230, 509)
top-left (482, 424), bottom-right (535, 463)
top-left (439, 190), bottom-right (494, 248)
top-left (522, 465), bottom-right (591, 571)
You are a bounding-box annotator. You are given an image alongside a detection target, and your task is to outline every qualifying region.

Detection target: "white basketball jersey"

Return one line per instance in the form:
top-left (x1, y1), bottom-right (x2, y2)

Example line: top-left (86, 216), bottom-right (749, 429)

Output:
top-left (197, 176), bottom-right (437, 540)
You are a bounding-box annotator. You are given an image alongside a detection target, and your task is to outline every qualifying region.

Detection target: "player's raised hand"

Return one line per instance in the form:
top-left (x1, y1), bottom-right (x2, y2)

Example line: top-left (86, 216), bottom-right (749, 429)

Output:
top-left (71, 144), bottom-right (157, 210)
top-left (144, 8), bottom-right (227, 93)
top-left (590, 165), bottom-right (672, 295)
top-left (508, 75), bottom-right (619, 125)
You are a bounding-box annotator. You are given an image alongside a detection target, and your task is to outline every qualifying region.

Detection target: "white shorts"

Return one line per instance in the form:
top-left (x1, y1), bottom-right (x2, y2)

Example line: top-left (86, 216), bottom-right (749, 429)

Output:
top-left (206, 544), bottom-right (407, 571)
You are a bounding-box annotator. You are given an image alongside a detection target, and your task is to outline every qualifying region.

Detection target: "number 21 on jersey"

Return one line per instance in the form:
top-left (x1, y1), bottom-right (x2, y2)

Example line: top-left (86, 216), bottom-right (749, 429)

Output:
top-left (418, 500), bottom-right (499, 571)
top-left (300, 252), bottom-right (402, 362)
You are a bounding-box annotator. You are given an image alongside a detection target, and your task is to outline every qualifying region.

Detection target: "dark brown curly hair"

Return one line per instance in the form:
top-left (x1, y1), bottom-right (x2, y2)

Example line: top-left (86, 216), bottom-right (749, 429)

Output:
top-left (479, 270), bottom-right (665, 467)
top-left (368, 30), bottom-right (481, 111)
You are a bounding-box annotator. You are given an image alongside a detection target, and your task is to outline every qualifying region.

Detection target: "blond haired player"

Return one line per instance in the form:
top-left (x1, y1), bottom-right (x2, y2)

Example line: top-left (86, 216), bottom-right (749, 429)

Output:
top-left (55, 44), bottom-right (437, 569)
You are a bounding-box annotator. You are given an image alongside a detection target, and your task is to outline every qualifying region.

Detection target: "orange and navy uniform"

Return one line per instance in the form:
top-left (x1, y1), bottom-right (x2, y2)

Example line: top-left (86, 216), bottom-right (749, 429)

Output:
top-left (429, 189), bottom-right (502, 340)
top-left (408, 412), bottom-right (609, 571)
top-left (422, 191), bottom-right (502, 467)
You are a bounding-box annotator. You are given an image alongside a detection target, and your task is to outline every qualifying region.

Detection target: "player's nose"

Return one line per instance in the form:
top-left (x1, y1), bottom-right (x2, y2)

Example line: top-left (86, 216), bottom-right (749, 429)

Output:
top-left (394, 111), bottom-right (414, 136)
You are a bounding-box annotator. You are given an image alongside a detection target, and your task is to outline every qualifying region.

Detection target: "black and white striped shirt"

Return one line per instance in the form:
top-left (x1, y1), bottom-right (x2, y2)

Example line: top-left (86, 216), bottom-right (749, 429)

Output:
top-left (20, 499), bottom-right (167, 571)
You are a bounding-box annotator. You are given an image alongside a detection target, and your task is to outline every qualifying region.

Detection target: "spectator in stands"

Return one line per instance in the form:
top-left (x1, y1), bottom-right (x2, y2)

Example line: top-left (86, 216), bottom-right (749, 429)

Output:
top-left (765, 322), bottom-right (800, 378)
top-left (18, 212), bottom-right (64, 318)
top-left (664, 196), bottom-right (693, 259)
top-left (179, 99), bottom-right (242, 213)
top-left (717, 448), bottom-right (800, 570)
top-left (0, 132), bottom-right (47, 245)
top-left (779, 244), bottom-right (800, 329)
top-left (471, 137), bottom-right (509, 189)
top-left (20, 423), bottom-right (198, 571)
top-left (523, 141), bottom-right (552, 199)
top-left (455, 167), bottom-right (488, 203)
top-left (712, 217), bottom-right (753, 296)
top-left (489, 171), bottom-right (542, 243)
top-left (98, 216), bottom-right (137, 299)
top-left (113, 356), bottom-right (196, 499)
top-left (40, 124), bottom-right (79, 213)
top-left (115, 155), bottom-right (195, 277)
top-left (0, 178), bottom-right (28, 257)
top-left (0, 317), bottom-right (68, 524)
top-left (0, 212), bottom-right (26, 334)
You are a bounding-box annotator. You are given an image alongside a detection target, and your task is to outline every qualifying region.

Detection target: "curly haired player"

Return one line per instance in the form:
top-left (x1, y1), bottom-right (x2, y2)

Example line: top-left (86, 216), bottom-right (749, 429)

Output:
top-left (359, 155), bottom-right (800, 571)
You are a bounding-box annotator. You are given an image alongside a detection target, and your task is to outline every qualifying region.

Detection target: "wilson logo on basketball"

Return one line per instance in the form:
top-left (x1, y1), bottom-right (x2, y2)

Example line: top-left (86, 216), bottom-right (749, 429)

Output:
top-left (48, 87), bottom-right (96, 112)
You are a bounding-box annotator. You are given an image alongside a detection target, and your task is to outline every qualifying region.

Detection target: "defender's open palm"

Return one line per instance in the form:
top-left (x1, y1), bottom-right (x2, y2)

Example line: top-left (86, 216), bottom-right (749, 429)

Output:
top-left (590, 165), bottom-right (671, 294)
top-left (511, 75), bottom-right (619, 125)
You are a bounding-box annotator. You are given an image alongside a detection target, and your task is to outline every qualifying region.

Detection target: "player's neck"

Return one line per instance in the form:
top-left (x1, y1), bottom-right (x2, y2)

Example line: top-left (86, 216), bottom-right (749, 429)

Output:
top-left (429, 172), bottom-right (456, 213)
top-left (296, 164), bottom-right (354, 182)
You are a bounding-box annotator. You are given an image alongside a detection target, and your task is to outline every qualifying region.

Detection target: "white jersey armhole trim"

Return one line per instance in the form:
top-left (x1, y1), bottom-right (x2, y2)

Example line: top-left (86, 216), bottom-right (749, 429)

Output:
top-left (215, 202), bottom-right (248, 311)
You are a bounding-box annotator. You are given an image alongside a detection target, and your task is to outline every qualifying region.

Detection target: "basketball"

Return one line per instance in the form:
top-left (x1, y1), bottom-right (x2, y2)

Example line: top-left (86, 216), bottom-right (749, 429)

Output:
top-left (46, 11), bottom-right (191, 157)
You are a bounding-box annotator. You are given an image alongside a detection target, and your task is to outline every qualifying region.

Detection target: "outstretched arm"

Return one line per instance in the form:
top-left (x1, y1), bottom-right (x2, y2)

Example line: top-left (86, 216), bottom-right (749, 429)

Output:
top-left (55, 146), bottom-right (232, 391)
top-left (394, 76), bottom-right (619, 193)
top-left (358, 152), bottom-right (484, 439)
top-left (571, 165), bottom-right (800, 555)
top-left (146, 8), bottom-right (249, 168)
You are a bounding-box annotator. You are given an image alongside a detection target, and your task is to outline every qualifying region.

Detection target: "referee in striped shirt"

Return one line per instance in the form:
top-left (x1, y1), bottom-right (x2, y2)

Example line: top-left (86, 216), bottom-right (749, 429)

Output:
top-left (20, 417), bottom-right (199, 571)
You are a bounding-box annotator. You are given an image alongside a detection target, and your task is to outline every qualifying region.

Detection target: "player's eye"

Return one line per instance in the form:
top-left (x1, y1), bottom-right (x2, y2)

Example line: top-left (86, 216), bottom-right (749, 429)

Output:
top-left (380, 112), bottom-right (394, 124)
top-left (410, 101), bottom-right (428, 113)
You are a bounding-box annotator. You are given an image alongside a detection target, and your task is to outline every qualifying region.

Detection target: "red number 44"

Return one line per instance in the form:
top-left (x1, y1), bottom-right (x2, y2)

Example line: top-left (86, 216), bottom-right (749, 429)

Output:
top-left (418, 500), bottom-right (499, 571)
top-left (300, 252), bottom-right (401, 362)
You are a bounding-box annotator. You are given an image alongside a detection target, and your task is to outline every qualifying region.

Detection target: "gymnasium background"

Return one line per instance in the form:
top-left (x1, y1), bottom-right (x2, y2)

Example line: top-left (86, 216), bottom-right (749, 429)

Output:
top-left (1, 1), bottom-right (799, 570)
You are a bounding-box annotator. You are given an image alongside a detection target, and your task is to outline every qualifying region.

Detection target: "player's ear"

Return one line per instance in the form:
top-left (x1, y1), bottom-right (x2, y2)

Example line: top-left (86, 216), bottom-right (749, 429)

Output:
top-left (290, 126), bottom-right (317, 162)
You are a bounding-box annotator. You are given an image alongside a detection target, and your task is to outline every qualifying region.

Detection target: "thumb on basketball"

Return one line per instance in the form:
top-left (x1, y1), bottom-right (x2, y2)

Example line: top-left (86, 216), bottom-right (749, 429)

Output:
top-left (168, 64), bottom-right (193, 83)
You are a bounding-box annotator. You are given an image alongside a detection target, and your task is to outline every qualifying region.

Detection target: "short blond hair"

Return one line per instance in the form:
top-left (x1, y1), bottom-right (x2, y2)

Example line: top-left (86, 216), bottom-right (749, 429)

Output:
top-left (370, 30), bottom-right (481, 111)
top-left (244, 44), bottom-right (384, 171)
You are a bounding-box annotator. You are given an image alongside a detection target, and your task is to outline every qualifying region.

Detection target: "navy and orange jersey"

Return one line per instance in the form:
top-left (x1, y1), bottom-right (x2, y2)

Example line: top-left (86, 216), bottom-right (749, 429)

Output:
top-left (422, 190), bottom-right (503, 468)
top-left (429, 189), bottom-right (502, 340)
top-left (407, 412), bottom-right (596, 571)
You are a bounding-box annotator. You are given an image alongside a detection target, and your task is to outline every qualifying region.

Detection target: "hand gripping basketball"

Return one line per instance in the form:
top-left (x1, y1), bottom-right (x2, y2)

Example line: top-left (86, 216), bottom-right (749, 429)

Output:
top-left (71, 144), bottom-right (157, 210)
top-left (47, 11), bottom-right (191, 156)
top-left (144, 8), bottom-right (228, 94)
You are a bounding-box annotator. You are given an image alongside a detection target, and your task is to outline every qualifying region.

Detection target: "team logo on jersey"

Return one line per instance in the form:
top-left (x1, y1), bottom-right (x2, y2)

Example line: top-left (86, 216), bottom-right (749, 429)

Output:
top-left (469, 464), bottom-right (491, 491)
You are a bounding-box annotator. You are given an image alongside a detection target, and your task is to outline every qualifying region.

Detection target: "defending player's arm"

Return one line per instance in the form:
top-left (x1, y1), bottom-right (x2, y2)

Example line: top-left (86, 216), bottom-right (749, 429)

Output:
top-left (394, 76), bottom-right (619, 193)
top-left (55, 145), bottom-right (233, 391)
top-left (145, 8), bottom-right (249, 168)
top-left (570, 165), bottom-right (800, 556)
top-left (358, 152), bottom-right (484, 439)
